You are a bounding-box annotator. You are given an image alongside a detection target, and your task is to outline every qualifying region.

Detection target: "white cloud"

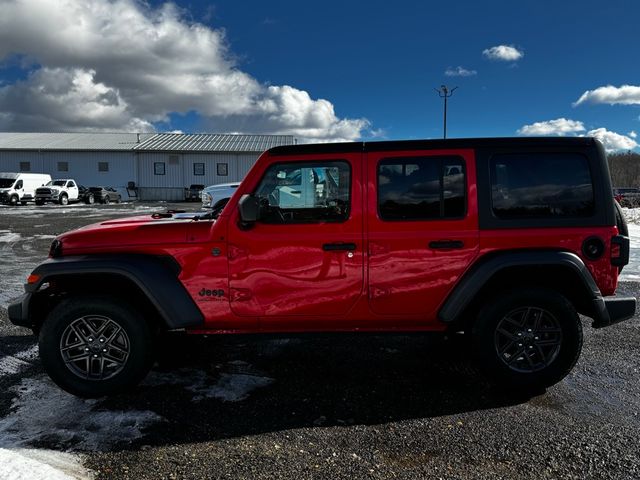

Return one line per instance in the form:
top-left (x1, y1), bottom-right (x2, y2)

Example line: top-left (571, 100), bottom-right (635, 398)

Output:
top-left (0, 0), bottom-right (367, 143)
top-left (629, 130), bottom-right (637, 138)
top-left (586, 128), bottom-right (638, 152)
top-left (444, 66), bottom-right (477, 77)
top-left (517, 118), bottom-right (637, 152)
top-left (482, 45), bottom-right (523, 62)
top-left (574, 85), bottom-right (640, 106)
top-left (517, 118), bottom-right (585, 136)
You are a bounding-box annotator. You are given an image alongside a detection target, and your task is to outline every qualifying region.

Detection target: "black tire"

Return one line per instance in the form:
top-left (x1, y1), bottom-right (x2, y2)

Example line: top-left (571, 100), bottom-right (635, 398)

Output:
top-left (103, 196), bottom-right (110, 204)
top-left (8, 195), bottom-right (18, 206)
top-left (38, 296), bottom-right (155, 398)
top-left (472, 288), bottom-right (583, 393)
top-left (35, 199), bottom-right (44, 206)
top-left (85, 194), bottom-right (95, 205)
top-left (59, 193), bottom-right (68, 205)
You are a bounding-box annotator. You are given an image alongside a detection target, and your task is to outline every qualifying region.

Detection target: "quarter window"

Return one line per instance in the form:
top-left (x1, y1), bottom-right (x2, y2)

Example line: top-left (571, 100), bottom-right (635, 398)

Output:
top-left (254, 161), bottom-right (350, 224)
top-left (490, 153), bottom-right (594, 218)
top-left (378, 156), bottom-right (465, 220)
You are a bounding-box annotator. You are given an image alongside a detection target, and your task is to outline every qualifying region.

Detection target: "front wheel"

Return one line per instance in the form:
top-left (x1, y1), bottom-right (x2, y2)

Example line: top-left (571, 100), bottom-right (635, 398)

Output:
top-left (38, 296), bottom-right (155, 397)
top-left (9, 195), bottom-right (18, 206)
top-left (472, 288), bottom-right (583, 393)
top-left (85, 194), bottom-right (95, 205)
top-left (59, 194), bottom-right (68, 205)
top-left (103, 196), bottom-right (110, 204)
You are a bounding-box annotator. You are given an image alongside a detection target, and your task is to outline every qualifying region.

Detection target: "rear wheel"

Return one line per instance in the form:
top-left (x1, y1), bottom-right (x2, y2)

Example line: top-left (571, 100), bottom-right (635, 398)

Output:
top-left (39, 296), bottom-right (155, 397)
top-left (472, 288), bottom-right (582, 393)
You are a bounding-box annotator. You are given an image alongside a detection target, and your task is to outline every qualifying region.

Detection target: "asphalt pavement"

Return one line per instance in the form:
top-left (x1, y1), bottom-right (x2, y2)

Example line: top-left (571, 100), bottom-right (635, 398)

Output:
top-left (0, 202), bottom-right (638, 480)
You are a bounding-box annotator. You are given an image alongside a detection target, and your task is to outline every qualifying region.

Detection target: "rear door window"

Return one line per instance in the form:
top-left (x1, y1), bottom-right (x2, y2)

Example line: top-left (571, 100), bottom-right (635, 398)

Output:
top-left (490, 153), bottom-right (594, 218)
top-left (377, 156), bottom-right (466, 220)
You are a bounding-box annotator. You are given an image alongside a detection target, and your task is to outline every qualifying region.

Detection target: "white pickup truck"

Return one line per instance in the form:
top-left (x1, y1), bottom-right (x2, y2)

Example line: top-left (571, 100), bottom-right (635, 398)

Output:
top-left (35, 179), bottom-right (80, 205)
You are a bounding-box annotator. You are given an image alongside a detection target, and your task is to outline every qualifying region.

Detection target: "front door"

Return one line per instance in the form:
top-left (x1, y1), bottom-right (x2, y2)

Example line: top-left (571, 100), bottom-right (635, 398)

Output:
top-left (227, 153), bottom-right (364, 321)
top-left (367, 148), bottom-right (479, 321)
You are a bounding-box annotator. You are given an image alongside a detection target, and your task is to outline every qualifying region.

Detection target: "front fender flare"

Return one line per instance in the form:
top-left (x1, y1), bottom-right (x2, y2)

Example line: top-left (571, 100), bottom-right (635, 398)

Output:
top-left (22, 254), bottom-right (204, 330)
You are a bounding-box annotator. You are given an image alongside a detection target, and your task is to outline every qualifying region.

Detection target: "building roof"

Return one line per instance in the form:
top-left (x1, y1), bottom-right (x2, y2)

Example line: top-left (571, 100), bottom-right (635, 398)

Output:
top-left (0, 132), bottom-right (155, 150)
top-left (134, 133), bottom-right (295, 152)
top-left (0, 132), bottom-right (295, 153)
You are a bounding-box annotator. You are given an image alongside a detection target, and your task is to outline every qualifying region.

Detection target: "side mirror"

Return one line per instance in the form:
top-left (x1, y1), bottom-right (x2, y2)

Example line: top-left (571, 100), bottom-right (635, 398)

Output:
top-left (238, 194), bottom-right (260, 226)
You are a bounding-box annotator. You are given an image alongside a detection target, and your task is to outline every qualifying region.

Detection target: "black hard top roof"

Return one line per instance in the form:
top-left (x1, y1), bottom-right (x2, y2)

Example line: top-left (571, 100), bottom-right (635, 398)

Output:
top-left (268, 136), bottom-right (598, 156)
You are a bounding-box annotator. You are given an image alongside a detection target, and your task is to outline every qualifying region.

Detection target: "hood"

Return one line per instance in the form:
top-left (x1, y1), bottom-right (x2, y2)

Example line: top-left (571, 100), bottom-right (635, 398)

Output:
top-left (55, 212), bottom-right (214, 255)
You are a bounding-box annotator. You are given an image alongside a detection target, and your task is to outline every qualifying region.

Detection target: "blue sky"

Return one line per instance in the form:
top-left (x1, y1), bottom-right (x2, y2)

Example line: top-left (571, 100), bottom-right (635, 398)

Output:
top-left (0, 0), bottom-right (638, 150)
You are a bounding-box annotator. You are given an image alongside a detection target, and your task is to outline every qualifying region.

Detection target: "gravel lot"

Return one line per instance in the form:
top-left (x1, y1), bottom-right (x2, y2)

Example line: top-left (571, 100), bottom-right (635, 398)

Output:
top-left (0, 202), bottom-right (639, 480)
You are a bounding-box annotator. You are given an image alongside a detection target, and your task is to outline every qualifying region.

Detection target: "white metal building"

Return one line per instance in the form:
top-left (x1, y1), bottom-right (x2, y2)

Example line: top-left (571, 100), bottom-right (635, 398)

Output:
top-left (0, 132), bottom-right (294, 200)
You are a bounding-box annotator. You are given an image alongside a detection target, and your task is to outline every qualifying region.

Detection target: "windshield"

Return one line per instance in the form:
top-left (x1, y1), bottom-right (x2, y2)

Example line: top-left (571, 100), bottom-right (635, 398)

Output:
top-left (0, 179), bottom-right (14, 188)
top-left (47, 180), bottom-right (66, 186)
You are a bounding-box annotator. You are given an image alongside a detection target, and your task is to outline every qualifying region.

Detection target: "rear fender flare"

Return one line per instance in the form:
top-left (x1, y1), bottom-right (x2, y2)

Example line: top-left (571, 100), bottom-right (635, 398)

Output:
top-left (438, 250), bottom-right (607, 325)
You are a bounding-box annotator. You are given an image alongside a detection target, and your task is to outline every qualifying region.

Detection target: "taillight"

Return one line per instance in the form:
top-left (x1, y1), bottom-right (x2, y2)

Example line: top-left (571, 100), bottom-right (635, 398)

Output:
top-left (611, 235), bottom-right (630, 268)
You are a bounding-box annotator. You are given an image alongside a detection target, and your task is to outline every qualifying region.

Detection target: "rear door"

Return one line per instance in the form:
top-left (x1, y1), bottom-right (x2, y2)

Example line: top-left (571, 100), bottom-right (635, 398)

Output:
top-left (227, 152), bottom-right (364, 320)
top-left (367, 148), bottom-right (479, 320)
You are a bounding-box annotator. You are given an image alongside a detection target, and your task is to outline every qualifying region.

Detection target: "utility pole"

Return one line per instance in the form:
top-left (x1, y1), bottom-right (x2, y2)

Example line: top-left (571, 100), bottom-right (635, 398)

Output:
top-left (435, 85), bottom-right (458, 139)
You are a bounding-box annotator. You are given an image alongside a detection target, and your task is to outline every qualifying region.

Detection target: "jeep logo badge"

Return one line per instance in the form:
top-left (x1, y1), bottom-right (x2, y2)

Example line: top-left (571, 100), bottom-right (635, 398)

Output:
top-left (199, 288), bottom-right (224, 297)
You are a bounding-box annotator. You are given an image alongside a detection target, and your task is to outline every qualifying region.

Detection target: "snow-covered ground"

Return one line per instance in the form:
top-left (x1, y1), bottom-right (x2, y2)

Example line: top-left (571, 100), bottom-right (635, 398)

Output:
top-left (619, 207), bottom-right (640, 281)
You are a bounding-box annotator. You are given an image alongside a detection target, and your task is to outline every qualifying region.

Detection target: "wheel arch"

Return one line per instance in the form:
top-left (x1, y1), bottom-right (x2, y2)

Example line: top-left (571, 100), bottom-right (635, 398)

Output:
top-left (23, 254), bottom-right (204, 331)
top-left (438, 250), bottom-right (608, 329)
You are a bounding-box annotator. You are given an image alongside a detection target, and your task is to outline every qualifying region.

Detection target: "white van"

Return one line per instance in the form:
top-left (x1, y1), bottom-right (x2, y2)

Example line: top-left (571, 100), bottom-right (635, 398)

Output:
top-left (0, 172), bottom-right (52, 206)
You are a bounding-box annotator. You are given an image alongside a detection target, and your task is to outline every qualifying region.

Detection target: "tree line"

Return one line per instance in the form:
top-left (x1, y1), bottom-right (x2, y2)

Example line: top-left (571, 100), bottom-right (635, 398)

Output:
top-left (608, 151), bottom-right (640, 187)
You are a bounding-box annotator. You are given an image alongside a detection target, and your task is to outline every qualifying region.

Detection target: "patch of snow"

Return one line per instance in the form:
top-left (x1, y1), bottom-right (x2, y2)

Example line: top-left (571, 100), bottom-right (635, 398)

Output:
top-left (0, 345), bottom-right (39, 377)
top-left (196, 372), bottom-right (273, 402)
top-left (0, 448), bottom-right (91, 480)
top-left (0, 376), bottom-right (162, 451)
top-left (0, 231), bottom-right (21, 243)
top-left (144, 362), bottom-right (274, 402)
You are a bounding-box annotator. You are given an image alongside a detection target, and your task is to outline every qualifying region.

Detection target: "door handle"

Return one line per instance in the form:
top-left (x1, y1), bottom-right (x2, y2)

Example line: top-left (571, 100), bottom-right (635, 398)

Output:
top-left (429, 240), bottom-right (464, 250)
top-left (323, 242), bottom-right (357, 251)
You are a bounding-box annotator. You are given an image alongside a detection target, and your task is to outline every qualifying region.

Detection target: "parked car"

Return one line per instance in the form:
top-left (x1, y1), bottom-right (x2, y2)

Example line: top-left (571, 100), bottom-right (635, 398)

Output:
top-left (184, 184), bottom-right (205, 202)
top-left (9, 137), bottom-right (635, 398)
top-left (613, 187), bottom-right (640, 207)
top-left (77, 186), bottom-right (96, 204)
top-left (0, 172), bottom-right (51, 206)
top-left (201, 182), bottom-right (240, 209)
top-left (89, 186), bottom-right (121, 204)
top-left (35, 179), bottom-right (80, 205)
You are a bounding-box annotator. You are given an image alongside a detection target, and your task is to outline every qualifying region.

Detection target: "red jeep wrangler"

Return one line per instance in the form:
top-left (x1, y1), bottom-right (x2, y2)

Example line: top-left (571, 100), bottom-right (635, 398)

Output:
top-left (9, 137), bottom-right (635, 397)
